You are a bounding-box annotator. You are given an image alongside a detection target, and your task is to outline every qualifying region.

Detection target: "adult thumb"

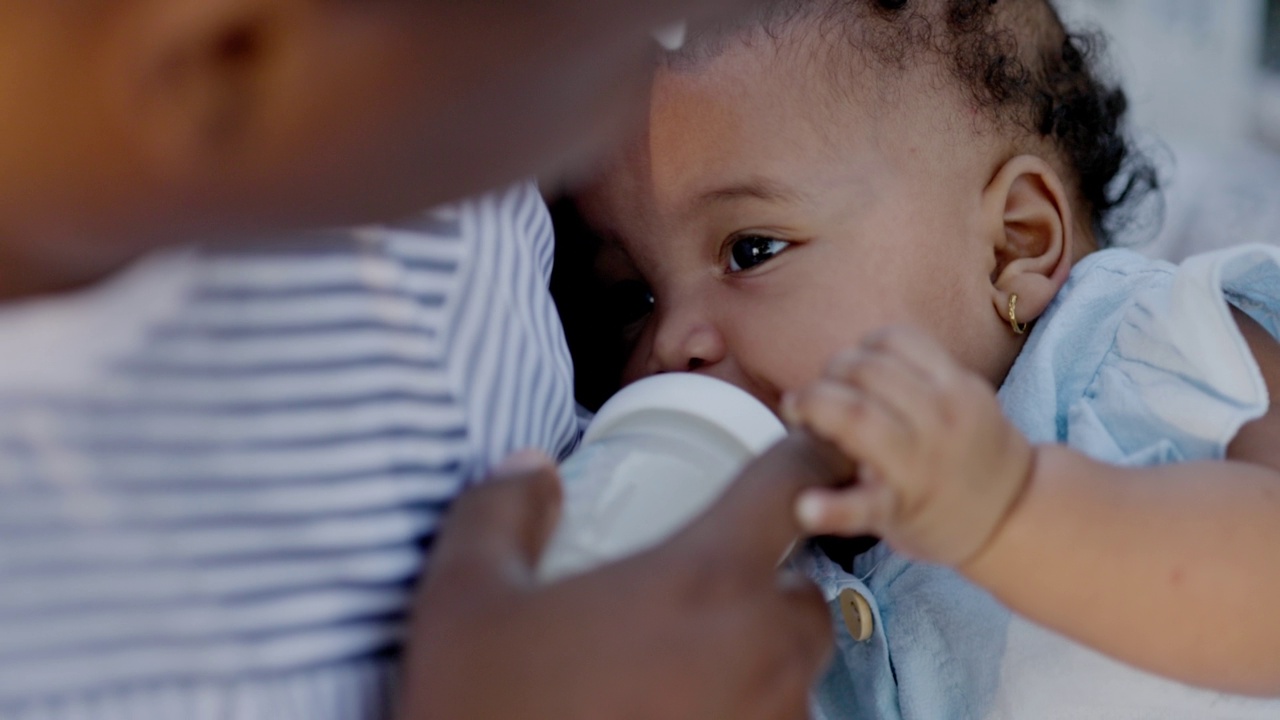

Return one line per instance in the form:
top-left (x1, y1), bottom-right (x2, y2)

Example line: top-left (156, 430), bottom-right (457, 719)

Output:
top-left (429, 451), bottom-right (563, 594)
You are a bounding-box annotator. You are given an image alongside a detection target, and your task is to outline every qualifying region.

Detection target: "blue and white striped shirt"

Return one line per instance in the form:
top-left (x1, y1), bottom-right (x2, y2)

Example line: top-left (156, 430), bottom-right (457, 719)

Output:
top-left (0, 184), bottom-right (580, 719)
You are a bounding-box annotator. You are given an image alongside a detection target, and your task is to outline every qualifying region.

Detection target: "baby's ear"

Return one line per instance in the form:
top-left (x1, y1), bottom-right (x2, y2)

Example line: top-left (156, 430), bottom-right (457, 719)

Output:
top-left (980, 155), bottom-right (1075, 325)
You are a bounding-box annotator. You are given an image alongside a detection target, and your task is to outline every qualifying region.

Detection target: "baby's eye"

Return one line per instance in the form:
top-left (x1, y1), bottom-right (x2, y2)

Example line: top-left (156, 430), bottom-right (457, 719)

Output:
top-left (604, 279), bottom-right (655, 330)
top-left (728, 235), bottom-right (792, 273)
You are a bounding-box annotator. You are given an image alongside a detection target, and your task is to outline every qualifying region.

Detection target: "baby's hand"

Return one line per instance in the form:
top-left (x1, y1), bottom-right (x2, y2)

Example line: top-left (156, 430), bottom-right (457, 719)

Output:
top-left (784, 326), bottom-right (1033, 567)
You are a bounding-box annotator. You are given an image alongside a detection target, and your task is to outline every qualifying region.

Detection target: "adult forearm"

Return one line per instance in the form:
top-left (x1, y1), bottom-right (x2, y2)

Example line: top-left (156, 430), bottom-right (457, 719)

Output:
top-left (964, 444), bottom-right (1280, 695)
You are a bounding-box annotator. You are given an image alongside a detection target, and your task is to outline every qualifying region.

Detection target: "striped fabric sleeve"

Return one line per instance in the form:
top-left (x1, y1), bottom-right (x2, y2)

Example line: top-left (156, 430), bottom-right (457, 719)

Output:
top-left (0, 182), bottom-right (581, 719)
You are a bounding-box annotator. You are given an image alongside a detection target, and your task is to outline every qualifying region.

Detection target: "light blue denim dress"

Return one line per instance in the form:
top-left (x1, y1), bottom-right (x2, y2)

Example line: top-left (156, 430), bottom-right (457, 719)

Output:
top-left (807, 244), bottom-right (1280, 720)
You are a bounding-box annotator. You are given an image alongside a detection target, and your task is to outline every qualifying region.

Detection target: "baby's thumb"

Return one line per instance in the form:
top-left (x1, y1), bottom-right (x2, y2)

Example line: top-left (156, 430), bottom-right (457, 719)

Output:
top-left (430, 451), bottom-right (563, 594)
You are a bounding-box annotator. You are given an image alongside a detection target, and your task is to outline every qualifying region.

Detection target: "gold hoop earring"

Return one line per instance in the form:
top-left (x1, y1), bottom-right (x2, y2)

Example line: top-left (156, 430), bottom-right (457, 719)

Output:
top-left (1008, 294), bottom-right (1027, 335)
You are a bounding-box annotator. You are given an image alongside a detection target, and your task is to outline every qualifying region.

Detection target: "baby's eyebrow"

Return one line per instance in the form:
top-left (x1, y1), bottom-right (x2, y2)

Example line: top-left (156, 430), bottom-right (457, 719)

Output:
top-left (696, 179), bottom-right (806, 208)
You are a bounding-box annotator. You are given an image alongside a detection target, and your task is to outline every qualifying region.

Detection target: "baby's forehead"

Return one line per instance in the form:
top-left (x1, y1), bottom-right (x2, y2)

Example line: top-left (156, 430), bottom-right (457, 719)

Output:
top-left (667, 0), bottom-right (1066, 139)
top-left (666, 10), bottom-right (976, 137)
top-left (658, 22), bottom-right (993, 173)
top-left (666, 13), bottom-right (875, 98)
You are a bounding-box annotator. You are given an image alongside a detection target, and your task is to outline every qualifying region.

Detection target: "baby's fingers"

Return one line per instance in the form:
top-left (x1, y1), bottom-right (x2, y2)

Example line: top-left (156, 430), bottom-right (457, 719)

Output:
top-left (783, 380), bottom-right (909, 467)
top-left (825, 346), bottom-right (936, 437)
top-left (794, 482), bottom-right (895, 537)
top-left (860, 326), bottom-right (961, 387)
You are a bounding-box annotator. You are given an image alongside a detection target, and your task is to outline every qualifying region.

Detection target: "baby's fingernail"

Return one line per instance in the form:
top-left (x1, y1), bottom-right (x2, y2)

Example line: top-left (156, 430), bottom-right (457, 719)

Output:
top-left (795, 492), bottom-right (827, 531)
top-left (494, 449), bottom-right (553, 476)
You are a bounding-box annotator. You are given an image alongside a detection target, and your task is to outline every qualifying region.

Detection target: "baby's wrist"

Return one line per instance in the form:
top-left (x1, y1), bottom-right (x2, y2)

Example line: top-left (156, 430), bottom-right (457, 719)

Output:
top-left (958, 441), bottom-right (1039, 574)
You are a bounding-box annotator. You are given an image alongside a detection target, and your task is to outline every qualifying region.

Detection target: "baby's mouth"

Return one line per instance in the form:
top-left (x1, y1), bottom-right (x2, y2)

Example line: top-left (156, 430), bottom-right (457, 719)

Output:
top-left (718, 376), bottom-right (786, 421)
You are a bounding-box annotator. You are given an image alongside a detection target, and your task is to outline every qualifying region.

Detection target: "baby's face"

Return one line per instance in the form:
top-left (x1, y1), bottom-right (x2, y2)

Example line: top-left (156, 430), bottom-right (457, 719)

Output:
top-left (576, 37), bottom-right (1012, 411)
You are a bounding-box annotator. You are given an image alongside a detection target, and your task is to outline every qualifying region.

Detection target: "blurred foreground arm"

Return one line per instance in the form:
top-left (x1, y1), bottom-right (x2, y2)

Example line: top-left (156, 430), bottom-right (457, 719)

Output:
top-left (0, 0), bottom-right (755, 295)
top-left (400, 433), bottom-right (851, 720)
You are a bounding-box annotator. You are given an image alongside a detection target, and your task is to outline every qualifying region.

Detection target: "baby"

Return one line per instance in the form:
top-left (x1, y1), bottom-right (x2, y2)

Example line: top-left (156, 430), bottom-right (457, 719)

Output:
top-left (557, 0), bottom-right (1280, 717)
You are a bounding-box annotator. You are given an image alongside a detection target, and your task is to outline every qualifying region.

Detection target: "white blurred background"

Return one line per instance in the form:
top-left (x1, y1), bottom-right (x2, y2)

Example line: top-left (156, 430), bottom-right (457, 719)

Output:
top-left (1054, 0), bottom-right (1280, 258)
top-left (1057, 0), bottom-right (1277, 151)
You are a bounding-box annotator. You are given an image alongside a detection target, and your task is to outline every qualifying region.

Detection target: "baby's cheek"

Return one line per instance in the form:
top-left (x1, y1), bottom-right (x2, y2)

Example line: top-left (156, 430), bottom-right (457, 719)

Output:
top-left (770, 342), bottom-right (837, 391)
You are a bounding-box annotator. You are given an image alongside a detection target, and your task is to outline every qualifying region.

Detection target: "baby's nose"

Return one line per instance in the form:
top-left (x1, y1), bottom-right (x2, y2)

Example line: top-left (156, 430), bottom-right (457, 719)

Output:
top-left (649, 320), bottom-right (727, 376)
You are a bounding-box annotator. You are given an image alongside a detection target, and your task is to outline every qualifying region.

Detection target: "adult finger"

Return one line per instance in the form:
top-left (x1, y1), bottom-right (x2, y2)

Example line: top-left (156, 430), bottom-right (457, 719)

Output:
top-left (428, 451), bottom-right (563, 597)
top-left (683, 431), bottom-right (856, 574)
top-left (776, 570), bottom-right (837, 674)
top-left (742, 572), bottom-right (834, 720)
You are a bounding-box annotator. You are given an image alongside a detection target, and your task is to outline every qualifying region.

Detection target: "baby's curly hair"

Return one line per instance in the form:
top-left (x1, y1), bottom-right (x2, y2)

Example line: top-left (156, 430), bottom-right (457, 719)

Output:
top-left (668, 0), bottom-right (1158, 246)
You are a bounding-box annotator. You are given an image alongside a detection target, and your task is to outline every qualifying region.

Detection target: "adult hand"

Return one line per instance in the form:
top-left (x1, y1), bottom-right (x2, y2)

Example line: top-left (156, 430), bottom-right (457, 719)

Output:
top-left (399, 433), bottom-right (851, 720)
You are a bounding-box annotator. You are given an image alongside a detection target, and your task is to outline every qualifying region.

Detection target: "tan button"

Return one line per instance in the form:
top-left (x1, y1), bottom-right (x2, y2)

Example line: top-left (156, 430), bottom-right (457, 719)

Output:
top-left (838, 588), bottom-right (874, 642)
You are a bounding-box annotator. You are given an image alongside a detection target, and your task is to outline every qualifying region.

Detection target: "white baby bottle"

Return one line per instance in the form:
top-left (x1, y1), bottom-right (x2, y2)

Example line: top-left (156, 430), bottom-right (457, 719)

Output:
top-left (537, 372), bottom-right (787, 583)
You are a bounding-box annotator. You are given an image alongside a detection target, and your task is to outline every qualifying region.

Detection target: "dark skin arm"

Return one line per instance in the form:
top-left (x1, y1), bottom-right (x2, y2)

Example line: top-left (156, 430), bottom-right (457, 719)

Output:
top-left (0, 0), bottom-right (756, 296)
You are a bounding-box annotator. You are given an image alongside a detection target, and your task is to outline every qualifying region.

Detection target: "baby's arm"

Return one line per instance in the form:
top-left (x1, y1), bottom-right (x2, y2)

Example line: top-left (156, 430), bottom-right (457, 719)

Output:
top-left (789, 315), bottom-right (1280, 695)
